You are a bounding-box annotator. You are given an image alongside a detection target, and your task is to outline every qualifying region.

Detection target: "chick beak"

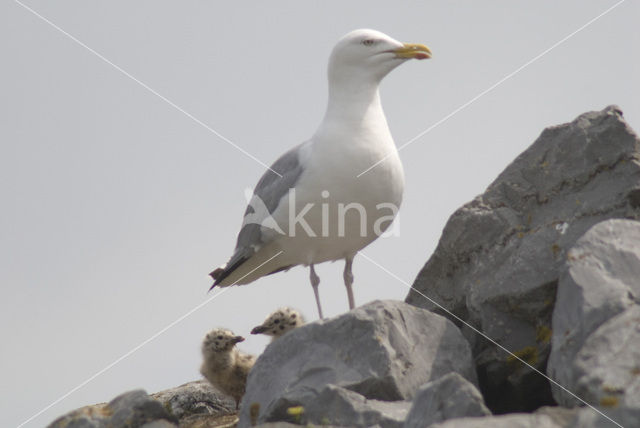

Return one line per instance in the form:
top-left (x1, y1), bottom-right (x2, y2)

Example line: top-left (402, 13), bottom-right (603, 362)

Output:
top-left (233, 335), bottom-right (245, 344)
top-left (251, 326), bottom-right (266, 335)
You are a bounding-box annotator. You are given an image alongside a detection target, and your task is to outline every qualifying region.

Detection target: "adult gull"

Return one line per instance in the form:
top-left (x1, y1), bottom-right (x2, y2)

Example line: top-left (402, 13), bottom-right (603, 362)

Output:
top-left (210, 29), bottom-right (431, 318)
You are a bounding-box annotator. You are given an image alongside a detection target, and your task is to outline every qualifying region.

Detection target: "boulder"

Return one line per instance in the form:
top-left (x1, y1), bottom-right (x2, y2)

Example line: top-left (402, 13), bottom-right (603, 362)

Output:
top-left (551, 305), bottom-right (640, 416)
top-left (48, 405), bottom-right (110, 428)
top-left (569, 406), bottom-right (640, 428)
top-left (108, 390), bottom-right (175, 427)
top-left (548, 219), bottom-right (640, 407)
top-left (255, 424), bottom-right (342, 428)
top-left (47, 382), bottom-right (238, 428)
top-left (425, 406), bottom-right (577, 428)
top-left (406, 106), bottom-right (640, 412)
top-left (570, 305), bottom-right (640, 407)
top-left (238, 300), bottom-right (476, 427)
top-left (404, 373), bottom-right (491, 428)
top-left (140, 421), bottom-right (177, 428)
top-left (48, 389), bottom-right (178, 428)
top-left (290, 384), bottom-right (410, 428)
top-left (151, 380), bottom-right (237, 427)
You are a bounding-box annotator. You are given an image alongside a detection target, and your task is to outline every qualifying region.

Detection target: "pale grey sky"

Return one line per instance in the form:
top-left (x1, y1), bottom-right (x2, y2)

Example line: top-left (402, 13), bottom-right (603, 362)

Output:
top-left (1, 1), bottom-right (638, 427)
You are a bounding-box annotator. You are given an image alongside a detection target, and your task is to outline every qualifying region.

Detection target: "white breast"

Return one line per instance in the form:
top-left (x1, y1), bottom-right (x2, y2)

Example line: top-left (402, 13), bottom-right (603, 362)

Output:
top-left (268, 124), bottom-right (404, 265)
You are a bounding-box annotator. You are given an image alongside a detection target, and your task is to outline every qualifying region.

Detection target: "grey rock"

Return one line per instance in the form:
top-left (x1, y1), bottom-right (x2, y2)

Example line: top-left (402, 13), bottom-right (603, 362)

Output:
top-left (406, 106), bottom-right (640, 412)
top-left (254, 425), bottom-right (301, 428)
top-left (554, 305), bottom-right (640, 412)
top-left (108, 389), bottom-right (178, 427)
top-left (140, 421), bottom-right (178, 428)
top-left (569, 406), bottom-right (640, 428)
top-left (150, 380), bottom-right (236, 423)
top-left (548, 219), bottom-right (640, 406)
top-left (535, 406), bottom-right (583, 427)
top-left (255, 424), bottom-right (343, 428)
top-left (254, 425), bottom-right (312, 428)
top-left (238, 300), bottom-right (476, 427)
top-left (254, 425), bottom-right (309, 428)
top-left (426, 406), bottom-right (577, 428)
top-left (573, 305), bottom-right (640, 407)
top-left (47, 389), bottom-right (178, 428)
top-left (404, 373), bottom-right (491, 428)
top-left (47, 406), bottom-right (109, 428)
top-left (300, 384), bottom-right (410, 428)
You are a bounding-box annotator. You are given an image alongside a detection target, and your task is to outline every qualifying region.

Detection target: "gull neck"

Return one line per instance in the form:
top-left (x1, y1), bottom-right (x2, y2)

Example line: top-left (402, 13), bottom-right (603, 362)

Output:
top-left (320, 77), bottom-right (387, 132)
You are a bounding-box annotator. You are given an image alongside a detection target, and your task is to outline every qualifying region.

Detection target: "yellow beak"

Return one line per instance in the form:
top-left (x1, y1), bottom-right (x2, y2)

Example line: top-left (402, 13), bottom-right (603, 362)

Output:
top-left (394, 43), bottom-right (432, 60)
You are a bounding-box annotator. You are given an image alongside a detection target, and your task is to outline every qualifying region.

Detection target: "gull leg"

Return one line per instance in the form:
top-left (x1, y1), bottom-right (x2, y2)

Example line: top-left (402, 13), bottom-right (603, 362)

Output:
top-left (344, 255), bottom-right (355, 310)
top-left (310, 264), bottom-right (324, 319)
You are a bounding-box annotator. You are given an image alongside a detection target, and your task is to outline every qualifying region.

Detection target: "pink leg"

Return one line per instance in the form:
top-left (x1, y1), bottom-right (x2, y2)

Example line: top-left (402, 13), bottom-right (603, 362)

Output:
top-left (344, 256), bottom-right (355, 309)
top-left (310, 264), bottom-right (324, 319)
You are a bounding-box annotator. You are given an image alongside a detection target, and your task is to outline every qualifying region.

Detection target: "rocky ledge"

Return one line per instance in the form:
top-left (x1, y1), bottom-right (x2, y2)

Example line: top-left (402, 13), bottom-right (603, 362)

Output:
top-left (49, 106), bottom-right (640, 428)
top-left (407, 105), bottom-right (640, 418)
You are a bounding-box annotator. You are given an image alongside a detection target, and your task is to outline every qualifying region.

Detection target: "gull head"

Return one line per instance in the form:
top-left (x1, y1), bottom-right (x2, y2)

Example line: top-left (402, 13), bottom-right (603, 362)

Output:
top-left (328, 29), bottom-right (431, 85)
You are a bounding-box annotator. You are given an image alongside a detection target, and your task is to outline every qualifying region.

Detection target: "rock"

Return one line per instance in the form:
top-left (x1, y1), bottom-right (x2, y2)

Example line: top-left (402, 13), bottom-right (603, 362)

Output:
top-left (238, 300), bottom-right (476, 427)
top-left (141, 421), bottom-right (178, 428)
top-left (572, 305), bottom-right (640, 407)
top-left (151, 380), bottom-right (236, 425)
top-left (425, 406), bottom-right (577, 428)
top-left (254, 425), bottom-right (301, 428)
top-left (48, 389), bottom-right (178, 428)
top-left (255, 424), bottom-right (343, 428)
top-left (547, 219), bottom-right (640, 407)
top-left (109, 390), bottom-right (177, 427)
top-left (404, 373), bottom-right (491, 428)
top-left (552, 305), bottom-right (640, 413)
top-left (569, 406), bottom-right (640, 428)
top-left (293, 384), bottom-right (410, 428)
top-left (47, 404), bottom-right (110, 428)
top-left (47, 383), bottom-right (238, 428)
top-left (406, 106), bottom-right (640, 412)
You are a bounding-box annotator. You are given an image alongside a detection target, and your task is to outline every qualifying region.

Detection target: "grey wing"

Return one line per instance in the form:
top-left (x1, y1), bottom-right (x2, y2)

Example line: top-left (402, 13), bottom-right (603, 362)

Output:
top-left (212, 143), bottom-right (307, 285)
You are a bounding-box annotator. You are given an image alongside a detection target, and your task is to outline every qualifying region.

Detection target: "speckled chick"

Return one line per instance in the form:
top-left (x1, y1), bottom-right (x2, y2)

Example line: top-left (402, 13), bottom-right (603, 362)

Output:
top-left (200, 328), bottom-right (256, 408)
top-left (250, 307), bottom-right (305, 341)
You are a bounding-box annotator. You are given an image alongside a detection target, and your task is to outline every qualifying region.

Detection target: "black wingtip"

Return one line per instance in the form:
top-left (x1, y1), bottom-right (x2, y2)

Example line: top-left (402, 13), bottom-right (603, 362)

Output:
top-left (208, 255), bottom-right (250, 289)
top-left (208, 268), bottom-right (224, 292)
top-left (210, 267), bottom-right (224, 280)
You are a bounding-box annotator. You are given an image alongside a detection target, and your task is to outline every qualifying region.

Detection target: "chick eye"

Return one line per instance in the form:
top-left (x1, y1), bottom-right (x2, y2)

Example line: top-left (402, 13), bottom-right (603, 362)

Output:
top-left (217, 335), bottom-right (223, 340)
top-left (361, 39), bottom-right (375, 46)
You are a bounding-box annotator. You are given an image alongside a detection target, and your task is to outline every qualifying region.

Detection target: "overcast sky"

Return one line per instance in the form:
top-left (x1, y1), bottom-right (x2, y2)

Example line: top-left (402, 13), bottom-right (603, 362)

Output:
top-left (1, 1), bottom-right (639, 427)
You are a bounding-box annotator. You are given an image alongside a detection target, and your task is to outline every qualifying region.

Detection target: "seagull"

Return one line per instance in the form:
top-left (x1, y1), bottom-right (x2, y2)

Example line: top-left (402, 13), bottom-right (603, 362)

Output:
top-left (210, 29), bottom-right (431, 318)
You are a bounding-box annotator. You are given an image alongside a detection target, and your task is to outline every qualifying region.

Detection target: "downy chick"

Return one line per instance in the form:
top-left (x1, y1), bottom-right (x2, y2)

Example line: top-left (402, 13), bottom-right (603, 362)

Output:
top-left (200, 328), bottom-right (256, 408)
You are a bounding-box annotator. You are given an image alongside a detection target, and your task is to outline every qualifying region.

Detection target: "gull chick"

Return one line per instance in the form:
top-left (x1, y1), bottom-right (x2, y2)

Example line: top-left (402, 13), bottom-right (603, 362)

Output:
top-left (251, 307), bottom-right (305, 341)
top-left (209, 29), bottom-right (432, 319)
top-left (200, 328), bottom-right (256, 409)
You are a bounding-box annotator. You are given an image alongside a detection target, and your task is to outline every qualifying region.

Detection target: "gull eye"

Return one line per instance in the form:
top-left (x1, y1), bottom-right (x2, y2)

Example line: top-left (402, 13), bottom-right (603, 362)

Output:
top-left (361, 39), bottom-right (375, 46)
